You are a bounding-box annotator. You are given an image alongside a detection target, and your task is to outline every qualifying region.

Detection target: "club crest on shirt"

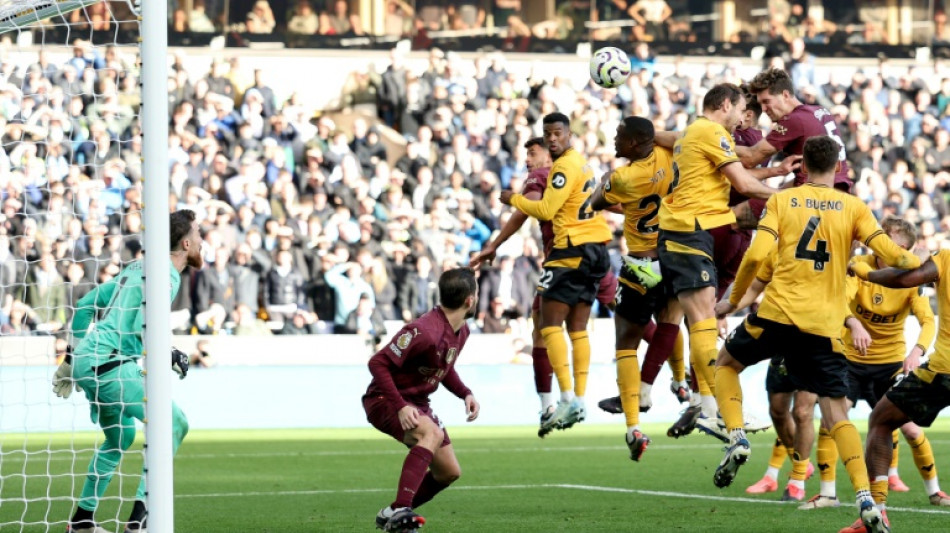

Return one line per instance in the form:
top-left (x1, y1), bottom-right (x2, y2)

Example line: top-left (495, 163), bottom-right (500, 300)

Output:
top-left (771, 124), bottom-right (788, 136)
top-left (873, 293), bottom-right (884, 305)
top-left (445, 347), bottom-right (458, 365)
top-left (551, 172), bottom-right (567, 189)
top-left (397, 331), bottom-right (413, 350)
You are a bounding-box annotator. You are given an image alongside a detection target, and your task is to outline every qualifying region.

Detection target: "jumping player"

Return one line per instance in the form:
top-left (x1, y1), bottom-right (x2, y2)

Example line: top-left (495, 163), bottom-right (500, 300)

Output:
top-left (501, 112), bottom-right (612, 433)
top-left (470, 137), bottom-right (618, 438)
top-left (364, 267), bottom-right (481, 533)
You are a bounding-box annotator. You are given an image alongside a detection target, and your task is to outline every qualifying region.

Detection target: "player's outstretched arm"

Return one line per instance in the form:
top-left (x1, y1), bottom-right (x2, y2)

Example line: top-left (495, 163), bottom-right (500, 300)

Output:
top-left (505, 169), bottom-right (571, 221)
top-left (471, 190), bottom-right (539, 270)
top-left (736, 139), bottom-right (778, 168)
top-left (744, 155), bottom-right (802, 181)
top-left (860, 259), bottom-right (938, 289)
top-left (720, 162), bottom-right (782, 199)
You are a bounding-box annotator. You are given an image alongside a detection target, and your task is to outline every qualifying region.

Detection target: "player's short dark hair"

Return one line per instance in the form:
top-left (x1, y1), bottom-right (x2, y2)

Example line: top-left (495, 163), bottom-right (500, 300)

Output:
top-left (748, 68), bottom-right (794, 96)
top-left (438, 267), bottom-right (478, 310)
top-left (170, 209), bottom-right (196, 252)
top-left (740, 83), bottom-right (763, 117)
top-left (703, 83), bottom-right (744, 112)
top-left (802, 136), bottom-right (840, 175)
top-left (542, 112), bottom-right (570, 128)
top-left (620, 116), bottom-right (655, 145)
top-left (524, 137), bottom-right (545, 150)
top-left (881, 215), bottom-right (918, 246)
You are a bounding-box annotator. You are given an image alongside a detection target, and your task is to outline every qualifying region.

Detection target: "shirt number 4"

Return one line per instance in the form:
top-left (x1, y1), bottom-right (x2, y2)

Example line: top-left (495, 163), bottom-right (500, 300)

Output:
top-left (795, 216), bottom-right (830, 271)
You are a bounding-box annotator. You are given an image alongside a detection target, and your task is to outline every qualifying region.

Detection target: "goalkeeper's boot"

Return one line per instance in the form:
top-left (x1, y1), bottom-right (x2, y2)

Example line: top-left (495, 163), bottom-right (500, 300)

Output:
top-left (538, 405), bottom-right (557, 438)
top-left (384, 507), bottom-right (425, 533)
top-left (713, 431), bottom-right (751, 488)
top-left (124, 500), bottom-right (147, 533)
top-left (67, 523), bottom-right (112, 533)
top-left (626, 429), bottom-right (650, 462)
top-left (670, 379), bottom-right (691, 403)
top-left (930, 490), bottom-right (950, 506)
top-left (667, 404), bottom-right (702, 438)
top-left (557, 398), bottom-right (586, 430)
top-left (597, 395), bottom-right (623, 415)
top-left (798, 494), bottom-right (840, 510)
top-left (888, 474), bottom-right (910, 492)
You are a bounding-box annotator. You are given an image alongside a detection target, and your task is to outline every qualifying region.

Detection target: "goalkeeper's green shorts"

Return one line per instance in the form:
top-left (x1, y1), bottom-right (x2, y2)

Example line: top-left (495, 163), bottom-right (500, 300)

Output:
top-left (74, 356), bottom-right (144, 425)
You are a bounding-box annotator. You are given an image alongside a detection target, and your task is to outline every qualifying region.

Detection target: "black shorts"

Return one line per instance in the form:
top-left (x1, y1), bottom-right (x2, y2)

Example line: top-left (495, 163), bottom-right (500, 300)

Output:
top-left (615, 258), bottom-right (666, 326)
top-left (725, 313), bottom-right (850, 398)
top-left (657, 228), bottom-right (717, 295)
top-left (846, 360), bottom-right (903, 408)
top-left (765, 356), bottom-right (797, 394)
top-left (538, 242), bottom-right (609, 306)
top-left (885, 363), bottom-right (950, 427)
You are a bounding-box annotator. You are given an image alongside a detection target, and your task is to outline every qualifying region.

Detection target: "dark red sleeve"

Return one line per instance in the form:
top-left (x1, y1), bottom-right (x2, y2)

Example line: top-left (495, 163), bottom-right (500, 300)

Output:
top-left (765, 115), bottom-right (799, 152)
top-left (441, 366), bottom-right (472, 399)
top-left (378, 324), bottom-right (424, 368)
top-left (368, 354), bottom-right (409, 410)
top-left (522, 168), bottom-right (548, 196)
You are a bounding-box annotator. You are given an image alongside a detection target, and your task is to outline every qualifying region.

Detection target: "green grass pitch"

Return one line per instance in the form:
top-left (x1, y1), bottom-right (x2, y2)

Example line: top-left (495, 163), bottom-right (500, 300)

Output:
top-left (4, 422), bottom-right (950, 532)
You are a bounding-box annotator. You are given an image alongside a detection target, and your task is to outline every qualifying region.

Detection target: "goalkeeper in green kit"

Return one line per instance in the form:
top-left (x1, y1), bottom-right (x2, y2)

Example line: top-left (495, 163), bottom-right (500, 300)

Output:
top-left (52, 210), bottom-right (204, 533)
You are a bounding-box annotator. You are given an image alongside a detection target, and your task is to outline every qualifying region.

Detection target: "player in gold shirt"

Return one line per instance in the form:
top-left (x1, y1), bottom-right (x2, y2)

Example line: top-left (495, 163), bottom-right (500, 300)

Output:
top-left (844, 236), bottom-right (950, 532)
top-left (589, 116), bottom-right (679, 462)
top-left (655, 83), bottom-right (798, 416)
top-left (501, 112), bottom-right (612, 433)
top-left (805, 218), bottom-right (950, 521)
top-left (713, 136), bottom-right (919, 533)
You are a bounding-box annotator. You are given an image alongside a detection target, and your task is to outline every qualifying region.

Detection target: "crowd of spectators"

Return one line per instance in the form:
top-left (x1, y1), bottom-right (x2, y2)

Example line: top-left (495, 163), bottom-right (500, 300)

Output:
top-left (2, 28), bottom-right (950, 344)
top-left (160, 0), bottom-right (950, 46)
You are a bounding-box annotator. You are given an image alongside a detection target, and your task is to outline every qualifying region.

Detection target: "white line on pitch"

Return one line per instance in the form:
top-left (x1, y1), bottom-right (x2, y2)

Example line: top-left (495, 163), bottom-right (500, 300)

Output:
top-left (175, 482), bottom-right (950, 516)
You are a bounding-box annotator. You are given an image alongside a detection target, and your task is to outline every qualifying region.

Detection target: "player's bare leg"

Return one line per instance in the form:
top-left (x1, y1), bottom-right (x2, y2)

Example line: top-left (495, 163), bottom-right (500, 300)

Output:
top-left (747, 391), bottom-right (793, 494)
top-left (783, 391), bottom-right (817, 502)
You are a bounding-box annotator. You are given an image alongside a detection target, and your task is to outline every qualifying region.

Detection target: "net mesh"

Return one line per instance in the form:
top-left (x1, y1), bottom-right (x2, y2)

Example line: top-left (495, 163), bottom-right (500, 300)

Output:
top-left (0, 1), bottom-right (144, 530)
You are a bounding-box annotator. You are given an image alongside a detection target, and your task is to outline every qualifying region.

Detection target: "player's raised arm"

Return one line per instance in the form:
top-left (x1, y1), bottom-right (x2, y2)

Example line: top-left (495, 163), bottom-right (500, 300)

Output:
top-left (720, 161), bottom-right (786, 199)
top-left (736, 139), bottom-right (779, 168)
top-left (654, 130), bottom-right (682, 149)
top-left (471, 194), bottom-right (536, 269)
top-left (854, 207), bottom-right (920, 272)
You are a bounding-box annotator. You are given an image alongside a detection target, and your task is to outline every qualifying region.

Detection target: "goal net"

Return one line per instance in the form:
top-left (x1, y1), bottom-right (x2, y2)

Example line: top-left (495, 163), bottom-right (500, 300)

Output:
top-left (0, 1), bottom-right (158, 531)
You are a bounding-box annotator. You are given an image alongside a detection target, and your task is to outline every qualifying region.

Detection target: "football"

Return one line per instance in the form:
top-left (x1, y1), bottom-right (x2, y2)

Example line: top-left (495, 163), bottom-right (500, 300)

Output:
top-left (589, 46), bottom-right (631, 89)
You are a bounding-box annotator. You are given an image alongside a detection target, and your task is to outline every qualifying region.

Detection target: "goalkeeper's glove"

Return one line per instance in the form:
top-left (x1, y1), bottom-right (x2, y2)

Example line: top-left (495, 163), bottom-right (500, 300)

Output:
top-left (621, 256), bottom-right (663, 289)
top-left (52, 346), bottom-right (80, 399)
top-left (171, 347), bottom-right (189, 380)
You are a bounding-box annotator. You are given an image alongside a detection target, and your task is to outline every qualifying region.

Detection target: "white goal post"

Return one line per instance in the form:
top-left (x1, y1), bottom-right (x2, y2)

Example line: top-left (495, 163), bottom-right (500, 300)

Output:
top-left (0, 0), bottom-right (172, 532)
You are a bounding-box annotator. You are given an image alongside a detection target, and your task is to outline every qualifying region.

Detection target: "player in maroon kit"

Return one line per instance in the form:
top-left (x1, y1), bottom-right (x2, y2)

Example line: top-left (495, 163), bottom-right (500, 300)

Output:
top-left (739, 68), bottom-right (852, 193)
top-left (364, 267), bottom-right (480, 532)
top-left (471, 137), bottom-right (618, 437)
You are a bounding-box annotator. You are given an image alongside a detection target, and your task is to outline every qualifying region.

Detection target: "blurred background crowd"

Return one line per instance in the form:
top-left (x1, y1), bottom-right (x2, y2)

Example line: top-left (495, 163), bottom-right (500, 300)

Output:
top-left (1, 0), bottom-right (950, 346)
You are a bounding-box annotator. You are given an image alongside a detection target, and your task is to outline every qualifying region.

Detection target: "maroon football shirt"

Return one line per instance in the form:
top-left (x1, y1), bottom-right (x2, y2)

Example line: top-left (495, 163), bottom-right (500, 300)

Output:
top-left (766, 104), bottom-right (852, 192)
top-left (365, 307), bottom-right (471, 408)
top-left (522, 166), bottom-right (555, 257)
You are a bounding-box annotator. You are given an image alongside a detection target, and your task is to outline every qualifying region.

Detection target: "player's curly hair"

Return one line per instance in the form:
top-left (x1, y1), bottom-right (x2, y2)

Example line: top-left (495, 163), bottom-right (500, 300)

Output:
top-left (702, 83), bottom-right (744, 112)
top-left (170, 209), bottom-right (196, 252)
top-left (881, 216), bottom-right (918, 247)
top-left (748, 68), bottom-right (794, 96)
top-left (740, 83), bottom-right (763, 117)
